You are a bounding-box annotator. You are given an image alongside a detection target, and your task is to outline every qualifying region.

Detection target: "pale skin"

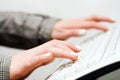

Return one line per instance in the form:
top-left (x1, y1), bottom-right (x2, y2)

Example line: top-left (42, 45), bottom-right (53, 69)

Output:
top-left (52, 15), bottom-right (115, 40)
top-left (10, 15), bottom-right (115, 80)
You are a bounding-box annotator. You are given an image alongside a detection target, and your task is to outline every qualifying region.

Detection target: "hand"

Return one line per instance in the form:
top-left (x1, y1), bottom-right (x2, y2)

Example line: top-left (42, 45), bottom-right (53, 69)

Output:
top-left (51, 15), bottom-right (115, 40)
top-left (10, 39), bottom-right (80, 80)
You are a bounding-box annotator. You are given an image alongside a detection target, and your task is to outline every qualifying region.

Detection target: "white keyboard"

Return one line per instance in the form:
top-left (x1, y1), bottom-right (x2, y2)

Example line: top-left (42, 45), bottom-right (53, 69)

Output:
top-left (46, 23), bottom-right (120, 80)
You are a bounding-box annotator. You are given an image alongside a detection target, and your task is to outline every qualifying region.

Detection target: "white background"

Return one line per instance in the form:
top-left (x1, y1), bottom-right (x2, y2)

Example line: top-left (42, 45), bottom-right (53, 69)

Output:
top-left (0, 0), bottom-right (120, 18)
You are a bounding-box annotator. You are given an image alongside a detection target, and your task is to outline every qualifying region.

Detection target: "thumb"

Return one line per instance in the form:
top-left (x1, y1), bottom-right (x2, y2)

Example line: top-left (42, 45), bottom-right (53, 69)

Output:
top-left (34, 53), bottom-right (53, 67)
top-left (67, 29), bottom-right (87, 37)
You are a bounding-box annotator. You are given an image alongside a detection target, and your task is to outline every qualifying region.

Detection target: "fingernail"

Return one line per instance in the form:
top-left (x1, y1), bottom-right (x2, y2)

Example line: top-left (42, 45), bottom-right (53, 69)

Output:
top-left (70, 52), bottom-right (78, 56)
top-left (79, 29), bottom-right (86, 35)
top-left (110, 17), bottom-right (116, 22)
top-left (75, 45), bottom-right (81, 50)
top-left (45, 53), bottom-right (51, 57)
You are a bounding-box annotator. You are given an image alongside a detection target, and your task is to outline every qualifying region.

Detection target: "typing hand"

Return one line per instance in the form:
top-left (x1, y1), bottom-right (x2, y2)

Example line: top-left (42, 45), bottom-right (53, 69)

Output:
top-left (10, 39), bottom-right (80, 80)
top-left (51, 15), bottom-right (115, 40)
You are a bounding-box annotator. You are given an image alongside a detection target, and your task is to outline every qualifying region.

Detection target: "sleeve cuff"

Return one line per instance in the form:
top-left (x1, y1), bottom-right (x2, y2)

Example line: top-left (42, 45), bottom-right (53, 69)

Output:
top-left (0, 55), bottom-right (11, 80)
top-left (38, 18), bottom-right (59, 42)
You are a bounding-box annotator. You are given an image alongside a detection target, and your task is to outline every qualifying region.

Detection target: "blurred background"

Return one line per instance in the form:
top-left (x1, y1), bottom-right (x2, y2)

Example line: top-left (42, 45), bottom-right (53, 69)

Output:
top-left (0, 0), bottom-right (120, 80)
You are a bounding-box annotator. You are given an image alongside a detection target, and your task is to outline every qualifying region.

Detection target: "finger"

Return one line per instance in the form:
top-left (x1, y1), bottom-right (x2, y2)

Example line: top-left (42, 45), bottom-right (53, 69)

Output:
top-left (54, 44), bottom-right (75, 52)
top-left (85, 15), bottom-right (115, 22)
top-left (42, 58), bottom-right (55, 66)
top-left (50, 47), bottom-right (78, 61)
top-left (89, 22), bottom-right (109, 31)
top-left (58, 40), bottom-right (81, 52)
top-left (77, 22), bottom-right (109, 31)
top-left (64, 29), bottom-right (87, 38)
top-left (67, 21), bottom-right (108, 31)
top-left (34, 53), bottom-right (53, 67)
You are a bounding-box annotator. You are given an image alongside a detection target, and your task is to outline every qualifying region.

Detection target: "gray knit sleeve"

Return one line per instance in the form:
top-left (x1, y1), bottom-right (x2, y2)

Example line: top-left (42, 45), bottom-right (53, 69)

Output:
top-left (0, 55), bottom-right (11, 80)
top-left (37, 16), bottom-right (58, 43)
top-left (0, 12), bottom-right (59, 49)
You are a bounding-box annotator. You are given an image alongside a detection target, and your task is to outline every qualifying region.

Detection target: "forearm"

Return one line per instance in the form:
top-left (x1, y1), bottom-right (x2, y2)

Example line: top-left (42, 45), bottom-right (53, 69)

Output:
top-left (0, 12), bottom-right (58, 49)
